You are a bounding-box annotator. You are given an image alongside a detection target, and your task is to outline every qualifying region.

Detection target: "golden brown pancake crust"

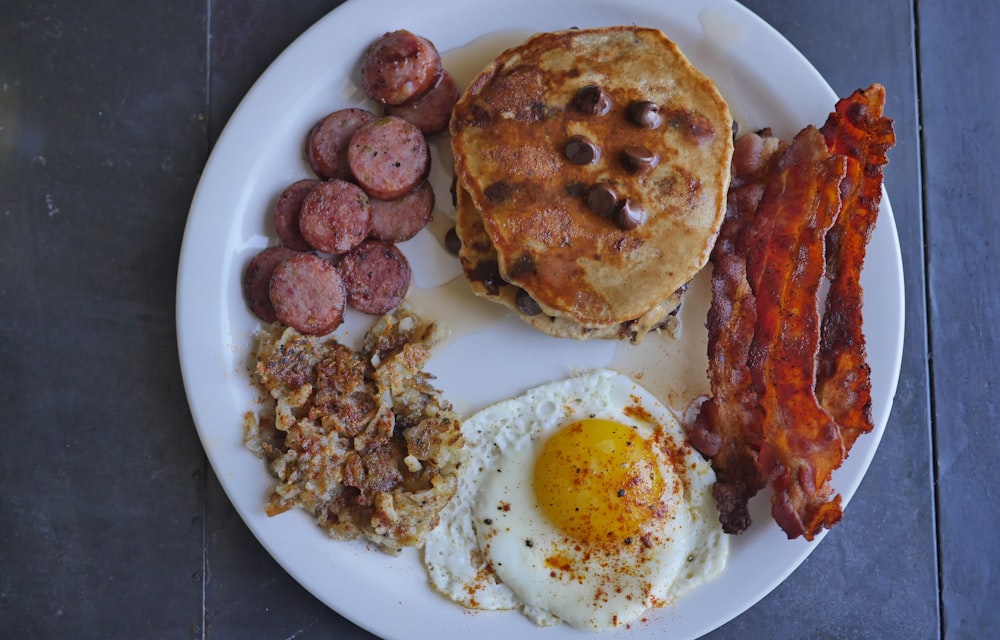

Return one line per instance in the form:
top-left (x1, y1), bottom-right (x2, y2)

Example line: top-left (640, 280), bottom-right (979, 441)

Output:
top-left (452, 26), bottom-right (733, 328)
top-left (454, 184), bottom-right (682, 341)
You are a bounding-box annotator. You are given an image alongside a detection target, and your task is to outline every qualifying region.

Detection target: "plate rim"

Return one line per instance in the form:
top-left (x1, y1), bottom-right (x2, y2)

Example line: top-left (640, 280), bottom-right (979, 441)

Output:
top-left (175, 0), bottom-right (905, 638)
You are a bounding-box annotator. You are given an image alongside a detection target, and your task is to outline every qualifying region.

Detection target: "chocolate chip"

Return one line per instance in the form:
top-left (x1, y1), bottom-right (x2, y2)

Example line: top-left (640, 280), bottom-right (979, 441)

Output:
top-left (574, 85), bottom-right (611, 115)
top-left (585, 183), bottom-right (619, 218)
top-left (515, 289), bottom-right (542, 316)
top-left (686, 113), bottom-right (716, 144)
top-left (444, 227), bottom-right (461, 255)
top-left (627, 101), bottom-right (661, 128)
top-left (621, 146), bottom-right (659, 173)
top-left (564, 181), bottom-right (587, 198)
top-left (613, 199), bottom-right (647, 230)
top-left (508, 253), bottom-right (536, 279)
top-left (470, 260), bottom-right (505, 295)
top-left (565, 135), bottom-right (600, 165)
top-left (484, 181), bottom-right (513, 203)
top-left (667, 109), bottom-right (715, 144)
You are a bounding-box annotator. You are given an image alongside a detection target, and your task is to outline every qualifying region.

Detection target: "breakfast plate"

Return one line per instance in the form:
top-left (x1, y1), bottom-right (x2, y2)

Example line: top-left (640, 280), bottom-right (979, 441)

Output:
top-left (176, 0), bottom-right (904, 638)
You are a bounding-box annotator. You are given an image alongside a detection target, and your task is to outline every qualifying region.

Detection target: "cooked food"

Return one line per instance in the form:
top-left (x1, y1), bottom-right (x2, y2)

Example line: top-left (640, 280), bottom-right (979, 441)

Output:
top-left (686, 129), bottom-right (787, 534)
top-left (348, 115), bottom-right (431, 200)
top-left (450, 26), bottom-right (733, 341)
top-left (243, 246), bottom-right (302, 324)
top-left (688, 86), bottom-right (895, 540)
top-left (361, 29), bottom-right (443, 106)
top-left (299, 179), bottom-right (372, 254)
top-left (306, 108), bottom-right (377, 181)
top-left (423, 369), bottom-right (727, 630)
top-left (453, 184), bottom-right (686, 341)
top-left (337, 239), bottom-right (412, 315)
top-left (243, 305), bottom-right (463, 552)
top-left (268, 252), bottom-right (347, 335)
top-left (385, 70), bottom-right (460, 136)
top-left (743, 126), bottom-right (848, 539)
top-left (240, 28), bottom-right (894, 636)
top-left (817, 84), bottom-right (896, 452)
top-left (273, 178), bottom-right (321, 251)
top-left (242, 67), bottom-right (444, 326)
top-left (367, 180), bottom-right (435, 243)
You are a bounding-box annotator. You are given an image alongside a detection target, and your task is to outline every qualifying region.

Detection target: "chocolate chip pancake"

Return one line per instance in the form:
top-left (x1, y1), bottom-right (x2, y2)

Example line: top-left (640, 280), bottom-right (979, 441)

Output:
top-left (455, 183), bottom-right (684, 341)
top-left (451, 26), bottom-right (733, 339)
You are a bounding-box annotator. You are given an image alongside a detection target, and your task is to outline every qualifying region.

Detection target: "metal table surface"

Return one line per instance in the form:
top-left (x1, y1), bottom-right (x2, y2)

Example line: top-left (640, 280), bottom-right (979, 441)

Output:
top-left (1, 1), bottom-right (993, 638)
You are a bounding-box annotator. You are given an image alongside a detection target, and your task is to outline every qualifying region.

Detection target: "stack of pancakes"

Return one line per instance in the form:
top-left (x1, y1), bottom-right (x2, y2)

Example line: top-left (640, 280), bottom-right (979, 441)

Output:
top-left (451, 26), bottom-right (733, 342)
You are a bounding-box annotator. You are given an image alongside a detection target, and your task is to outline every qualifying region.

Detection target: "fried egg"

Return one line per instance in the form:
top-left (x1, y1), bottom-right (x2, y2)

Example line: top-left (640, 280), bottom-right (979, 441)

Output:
top-left (422, 368), bottom-right (727, 630)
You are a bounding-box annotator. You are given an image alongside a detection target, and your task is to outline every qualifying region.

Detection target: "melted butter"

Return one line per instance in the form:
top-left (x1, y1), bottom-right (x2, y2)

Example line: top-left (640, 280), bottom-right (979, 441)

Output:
top-left (608, 266), bottom-right (712, 414)
top-left (406, 276), bottom-right (511, 350)
top-left (440, 29), bottom-right (538, 91)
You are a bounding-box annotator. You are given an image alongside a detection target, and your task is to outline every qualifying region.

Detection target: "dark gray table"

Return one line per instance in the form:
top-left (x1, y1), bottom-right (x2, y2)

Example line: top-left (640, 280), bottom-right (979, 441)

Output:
top-left (1, 1), bottom-right (993, 638)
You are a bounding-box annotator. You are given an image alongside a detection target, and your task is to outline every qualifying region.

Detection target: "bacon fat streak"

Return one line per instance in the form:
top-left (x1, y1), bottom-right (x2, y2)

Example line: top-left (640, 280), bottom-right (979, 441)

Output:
top-left (688, 129), bottom-right (786, 534)
top-left (817, 85), bottom-right (896, 452)
top-left (744, 126), bottom-right (847, 540)
top-left (690, 86), bottom-right (894, 540)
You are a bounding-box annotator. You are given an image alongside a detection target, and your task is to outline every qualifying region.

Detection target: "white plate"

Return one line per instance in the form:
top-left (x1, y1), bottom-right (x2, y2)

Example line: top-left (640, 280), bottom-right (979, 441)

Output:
top-left (176, 0), bottom-right (904, 638)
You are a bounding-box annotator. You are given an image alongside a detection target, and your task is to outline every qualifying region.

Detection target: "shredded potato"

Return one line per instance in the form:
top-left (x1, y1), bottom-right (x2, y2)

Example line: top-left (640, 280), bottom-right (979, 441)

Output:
top-left (243, 304), bottom-right (463, 553)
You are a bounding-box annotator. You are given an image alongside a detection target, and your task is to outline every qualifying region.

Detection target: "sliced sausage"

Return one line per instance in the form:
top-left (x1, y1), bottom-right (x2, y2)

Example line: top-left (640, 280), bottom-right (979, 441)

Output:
top-left (361, 30), bottom-right (442, 106)
top-left (243, 246), bottom-right (301, 323)
top-left (348, 116), bottom-right (430, 200)
top-left (273, 179), bottom-right (321, 251)
top-left (337, 240), bottom-right (411, 315)
top-left (269, 252), bottom-right (346, 335)
top-left (368, 181), bottom-right (435, 243)
top-left (306, 108), bottom-right (376, 180)
top-left (299, 179), bottom-right (372, 254)
top-left (385, 70), bottom-right (459, 136)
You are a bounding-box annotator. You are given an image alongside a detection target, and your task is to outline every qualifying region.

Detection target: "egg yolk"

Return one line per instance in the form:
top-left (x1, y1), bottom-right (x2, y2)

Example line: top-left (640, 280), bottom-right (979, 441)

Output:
top-left (533, 419), bottom-right (664, 546)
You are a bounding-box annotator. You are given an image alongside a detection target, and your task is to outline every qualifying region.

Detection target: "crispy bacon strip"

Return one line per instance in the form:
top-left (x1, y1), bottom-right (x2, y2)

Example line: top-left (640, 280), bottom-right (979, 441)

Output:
top-left (816, 84), bottom-right (896, 452)
top-left (689, 130), bottom-right (787, 534)
top-left (743, 127), bottom-right (847, 540)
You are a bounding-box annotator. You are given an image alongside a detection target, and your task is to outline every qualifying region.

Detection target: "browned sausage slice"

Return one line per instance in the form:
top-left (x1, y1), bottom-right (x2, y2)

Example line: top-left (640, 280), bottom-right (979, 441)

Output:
top-left (385, 70), bottom-right (459, 136)
top-left (361, 30), bottom-right (442, 106)
top-left (306, 108), bottom-right (376, 180)
top-left (348, 116), bottom-right (430, 200)
top-left (299, 179), bottom-right (372, 254)
top-left (273, 179), bottom-right (321, 251)
top-left (368, 181), bottom-right (435, 243)
top-left (337, 239), bottom-right (411, 315)
top-left (269, 253), bottom-right (346, 335)
top-left (243, 246), bottom-right (300, 323)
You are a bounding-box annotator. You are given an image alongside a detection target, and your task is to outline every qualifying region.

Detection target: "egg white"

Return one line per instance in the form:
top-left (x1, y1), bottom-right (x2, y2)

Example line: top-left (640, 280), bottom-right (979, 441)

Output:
top-left (422, 368), bottom-right (727, 630)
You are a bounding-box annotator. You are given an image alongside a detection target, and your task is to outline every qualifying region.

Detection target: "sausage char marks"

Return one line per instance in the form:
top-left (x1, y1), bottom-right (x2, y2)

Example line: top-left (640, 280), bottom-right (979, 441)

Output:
top-left (243, 304), bottom-right (463, 553)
